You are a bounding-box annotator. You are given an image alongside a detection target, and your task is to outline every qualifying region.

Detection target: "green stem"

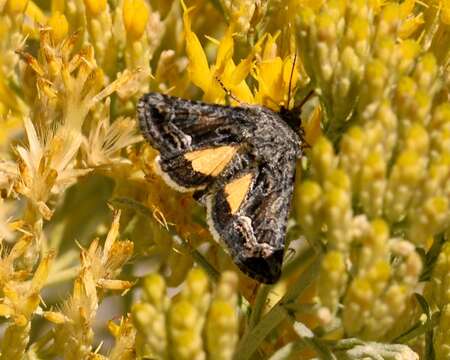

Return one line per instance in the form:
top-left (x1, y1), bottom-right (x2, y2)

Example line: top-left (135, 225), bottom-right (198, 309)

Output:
top-left (248, 285), bottom-right (271, 329)
top-left (281, 246), bottom-right (316, 280)
top-left (235, 305), bottom-right (289, 360)
top-left (234, 256), bottom-right (321, 360)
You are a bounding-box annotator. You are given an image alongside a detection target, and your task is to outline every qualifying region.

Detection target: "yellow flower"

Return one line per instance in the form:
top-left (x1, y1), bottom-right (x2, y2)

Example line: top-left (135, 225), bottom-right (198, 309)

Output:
top-left (81, 209), bottom-right (134, 291)
top-left (5, 0), bottom-right (28, 14)
top-left (81, 104), bottom-right (142, 168)
top-left (253, 33), bottom-right (299, 110)
top-left (44, 210), bottom-right (133, 359)
top-left (0, 241), bottom-right (54, 358)
top-left (108, 316), bottom-right (136, 360)
top-left (14, 117), bottom-right (88, 220)
top-left (123, 0), bottom-right (149, 40)
top-left (84, 0), bottom-right (107, 15)
top-left (133, 269), bottom-right (239, 359)
top-left (182, 0), bottom-right (254, 103)
top-left (48, 11), bottom-right (69, 42)
top-left (182, 0), bottom-right (305, 112)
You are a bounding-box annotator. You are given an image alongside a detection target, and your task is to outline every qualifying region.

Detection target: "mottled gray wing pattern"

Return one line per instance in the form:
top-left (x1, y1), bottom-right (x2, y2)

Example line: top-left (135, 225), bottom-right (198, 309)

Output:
top-left (137, 92), bottom-right (253, 190)
top-left (137, 92), bottom-right (302, 283)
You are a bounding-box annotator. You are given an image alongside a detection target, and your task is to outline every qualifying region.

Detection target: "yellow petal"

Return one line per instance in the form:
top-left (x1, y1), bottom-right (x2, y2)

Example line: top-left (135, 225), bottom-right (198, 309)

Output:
top-left (43, 311), bottom-right (68, 324)
top-left (84, 0), bottom-right (107, 15)
top-left (215, 25), bottom-right (234, 74)
top-left (304, 105), bottom-right (323, 146)
top-left (48, 11), bottom-right (69, 43)
top-left (181, 0), bottom-right (212, 93)
top-left (398, 0), bottom-right (415, 19)
top-left (222, 62), bottom-right (254, 104)
top-left (262, 32), bottom-right (280, 61)
top-left (25, 1), bottom-right (48, 26)
top-left (399, 13), bottom-right (424, 39)
top-left (123, 0), bottom-right (149, 40)
top-left (31, 252), bottom-right (55, 292)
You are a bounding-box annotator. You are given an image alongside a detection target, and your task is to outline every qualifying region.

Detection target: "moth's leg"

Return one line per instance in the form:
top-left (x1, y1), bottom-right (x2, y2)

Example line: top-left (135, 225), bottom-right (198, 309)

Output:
top-left (215, 76), bottom-right (243, 105)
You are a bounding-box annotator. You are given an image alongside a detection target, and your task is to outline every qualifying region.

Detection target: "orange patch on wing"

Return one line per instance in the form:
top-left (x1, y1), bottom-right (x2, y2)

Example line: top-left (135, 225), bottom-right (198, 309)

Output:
top-left (185, 146), bottom-right (237, 176)
top-left (225, 173), bottom-right (253, 214)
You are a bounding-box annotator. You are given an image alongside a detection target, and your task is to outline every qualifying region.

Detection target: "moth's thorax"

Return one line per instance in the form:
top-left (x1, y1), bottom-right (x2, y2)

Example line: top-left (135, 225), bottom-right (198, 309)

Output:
top-left (241, 106), bottom-right (303, 161)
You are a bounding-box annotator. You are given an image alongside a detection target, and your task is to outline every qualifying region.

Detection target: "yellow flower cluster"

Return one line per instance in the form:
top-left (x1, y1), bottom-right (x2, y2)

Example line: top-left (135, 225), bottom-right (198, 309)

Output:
top-left (0, 0), bottom-right (448, 358)
top-left (43, 210), bottom-right (133, 359)
top-left (133, 268), bottom-right (238, 359)
top-left (294, 0), bottom-right (449, 356)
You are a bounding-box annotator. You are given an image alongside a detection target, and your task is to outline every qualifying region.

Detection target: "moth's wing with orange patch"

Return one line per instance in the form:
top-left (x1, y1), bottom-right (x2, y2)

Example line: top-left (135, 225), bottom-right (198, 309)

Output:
top-left (155, 145), bottom-right (239, 191)
top-left (184, 146), bottom-right (238, 177)
top-left (223, 173), bottom-right (253, 214)
top-left (137, 92), bottom-right (253, 190)
top-left (206, 156), bottom-right (298, 284)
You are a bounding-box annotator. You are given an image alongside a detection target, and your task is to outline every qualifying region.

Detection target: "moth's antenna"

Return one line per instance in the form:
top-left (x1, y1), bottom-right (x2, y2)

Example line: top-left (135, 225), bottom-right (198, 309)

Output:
top-left (286, 52), bottom-right (297, 110)
top-left (298, 89), bottom-right (315, 109)
top-left (215, 76), bottom-right (242, 105)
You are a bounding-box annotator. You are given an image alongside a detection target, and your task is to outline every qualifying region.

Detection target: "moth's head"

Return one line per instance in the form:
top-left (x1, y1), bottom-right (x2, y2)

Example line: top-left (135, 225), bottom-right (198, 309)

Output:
top-left (279, 105), bottom-right (303, 133)
top-left (279, 89), bottom-right (314, 134)
top-left (281, 53), bottom-right (315, 134)
top-left (237, 248), bottom-right (283, 284)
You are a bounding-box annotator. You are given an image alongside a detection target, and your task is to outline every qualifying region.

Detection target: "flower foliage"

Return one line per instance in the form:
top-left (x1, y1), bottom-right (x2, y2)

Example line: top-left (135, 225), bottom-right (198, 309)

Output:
top-left (0, 0), bottom-right (448, 359)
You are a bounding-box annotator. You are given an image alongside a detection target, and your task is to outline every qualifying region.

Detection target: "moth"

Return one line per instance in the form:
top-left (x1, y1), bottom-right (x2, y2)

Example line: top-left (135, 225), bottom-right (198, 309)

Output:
top-left (137, 88), bottom-right (310, 284)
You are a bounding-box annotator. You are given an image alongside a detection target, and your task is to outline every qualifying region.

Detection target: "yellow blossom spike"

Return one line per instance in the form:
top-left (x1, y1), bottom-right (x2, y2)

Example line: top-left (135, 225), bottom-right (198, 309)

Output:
top-left (48, 11), bottom-right (69, 43)
top-left (31, 252), bottom-right (55, 292)
top-left (0, 0), bottom-right (448, 357)
top-left (84, 0), bottom-right (107, 15)
top-left (51, 0), bottom-right (65, 13)
top-left (123, 0), bottom-right (150, 40)
top-left (399, 13), bottom-right (424, 39)
top-left (215, 25), bottom-right (235, 74)
top-left (304, 104), bottom-right (323, 146)
top-left (97, 279), bottom-right (134, 291)
top-left (296, 180), bottom-right (323, 241)
top-left (318, 250), bottom-right (348, 314)
top-left (103, 209), bottom-right (121, 262)
top-left (181, 0), bottom-right (213, 95)
top-left (5, 0), bottom-right (28, 14)
top-left (43, 311), bottom-right (68, 324)
top-left (24, 1), bottom-right (48, 24)
top-left (311, 136), bottom-right (337, 183)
